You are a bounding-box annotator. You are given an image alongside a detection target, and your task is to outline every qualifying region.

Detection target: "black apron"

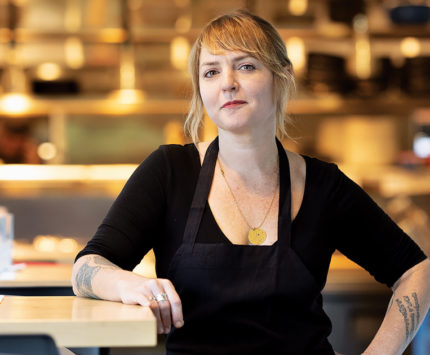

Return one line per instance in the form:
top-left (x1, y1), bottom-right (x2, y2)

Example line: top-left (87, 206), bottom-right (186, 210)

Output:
top-left (166, 137), bottom-right (333, 354)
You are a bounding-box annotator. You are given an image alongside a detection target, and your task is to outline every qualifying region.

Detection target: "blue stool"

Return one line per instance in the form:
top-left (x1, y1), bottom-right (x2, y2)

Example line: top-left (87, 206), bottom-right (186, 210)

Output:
top-left (413, 310), bottom-right (430, 355)
top-left (0, 334), bottom-right (60, 355)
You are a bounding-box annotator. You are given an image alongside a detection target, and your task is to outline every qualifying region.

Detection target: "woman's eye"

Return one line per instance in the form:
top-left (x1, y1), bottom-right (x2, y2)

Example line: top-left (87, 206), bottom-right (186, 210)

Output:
top-left (204, 70), bottom-right (217, 78)
top-left (239, 64), bottom-right (255, 71)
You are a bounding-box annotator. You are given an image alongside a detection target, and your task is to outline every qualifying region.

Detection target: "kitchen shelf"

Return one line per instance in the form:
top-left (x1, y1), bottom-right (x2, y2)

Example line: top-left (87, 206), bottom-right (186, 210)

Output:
top-left (0, 96), bottom-right (428, 117)
top-left (1, 25), bottom-right (430, 44)
top-left (0, 28), bottom-right (127, 44)
top-left (1, 163), bottom-right (429, 197)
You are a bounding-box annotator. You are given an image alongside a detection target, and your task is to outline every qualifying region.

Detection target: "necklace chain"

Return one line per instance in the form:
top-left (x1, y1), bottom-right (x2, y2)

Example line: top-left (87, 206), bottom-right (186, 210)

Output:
top-left (217, 157), bottom-right (279, 231)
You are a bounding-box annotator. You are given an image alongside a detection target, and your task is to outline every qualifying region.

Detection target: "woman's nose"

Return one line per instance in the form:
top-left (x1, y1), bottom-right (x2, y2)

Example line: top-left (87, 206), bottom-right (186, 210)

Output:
top-left (221, 69), bottom-right (237, 92)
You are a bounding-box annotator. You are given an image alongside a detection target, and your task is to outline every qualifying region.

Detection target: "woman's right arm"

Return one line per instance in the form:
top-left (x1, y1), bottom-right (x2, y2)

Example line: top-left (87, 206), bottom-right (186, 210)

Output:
top-left (72, 253), bottom-right (184, 334)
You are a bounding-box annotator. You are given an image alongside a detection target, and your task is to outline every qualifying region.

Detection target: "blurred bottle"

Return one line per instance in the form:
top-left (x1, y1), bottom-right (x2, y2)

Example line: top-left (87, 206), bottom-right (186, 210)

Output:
top-left (0, 206), bottom-right (14, 273)
top-left (0, 121), bottom-right (40, 164)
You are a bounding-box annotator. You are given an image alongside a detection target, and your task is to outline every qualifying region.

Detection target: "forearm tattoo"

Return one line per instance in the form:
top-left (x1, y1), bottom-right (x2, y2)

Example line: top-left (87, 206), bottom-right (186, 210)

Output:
top-left (395, 292), bottom-right (420, 341)
top-left (75, 255), bottom-right (117, 299)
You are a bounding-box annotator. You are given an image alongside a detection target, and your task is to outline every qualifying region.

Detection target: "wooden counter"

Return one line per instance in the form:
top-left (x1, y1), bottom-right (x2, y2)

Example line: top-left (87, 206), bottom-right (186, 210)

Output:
top-left (0, 263), bottom-right (73, 296)
top-left (0, 296), bottom-right (157, 348)
top-left (0, 263), bottom-right (72, 288)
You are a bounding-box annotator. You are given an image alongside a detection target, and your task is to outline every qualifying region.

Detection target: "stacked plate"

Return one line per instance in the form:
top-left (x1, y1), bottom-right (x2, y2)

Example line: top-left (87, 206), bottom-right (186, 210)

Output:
top-left (402, 57), bottom-right (430, 95)
top-left (306, 53), bottom-right (352, 94)
top-left (354, 57), bottom-right (395, 97)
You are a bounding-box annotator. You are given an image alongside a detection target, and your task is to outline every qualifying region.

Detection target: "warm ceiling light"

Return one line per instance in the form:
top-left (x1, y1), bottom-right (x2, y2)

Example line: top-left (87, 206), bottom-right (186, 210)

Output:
top-left (37, 142), bottom-right (57, 161)
top-left (0, 93), bottom-right (31, 114)
top-left (58, 238), bottom-right (78, 253)
top-left (120, 59), bottom-right (136, 90)
top-left (33, 235), bottom-right (57, 253)
top-left (288, 0), bottom-right (308, 16)
top-left (36, 63), bottom-right (62, 81)
top-left (401, 37), bottom-right (421, 58)
top-left (109, 89), bottom-right (146, 105)
top-left (65, 36), bottom-right (84, 69)
top-left (286, 37), bottom-right (306, 74)
top-left (170, 36), bottom-right (190, 70)
top-left (109, 44), bottom-right (146, 105)
top-left (355, 38), bottom-right (371, 79)
top-left (353, 15), bottom-right (371, 80)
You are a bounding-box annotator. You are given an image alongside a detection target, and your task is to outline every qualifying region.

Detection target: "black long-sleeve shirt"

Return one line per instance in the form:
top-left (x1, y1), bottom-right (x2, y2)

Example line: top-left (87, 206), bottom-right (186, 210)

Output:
top-left (76, 143), bottom-right (426, 290)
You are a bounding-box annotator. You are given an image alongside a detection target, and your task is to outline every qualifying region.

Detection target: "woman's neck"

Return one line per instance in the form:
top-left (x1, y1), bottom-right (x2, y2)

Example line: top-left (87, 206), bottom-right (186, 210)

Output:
top-left (217, 129), bottom-right (278, 179)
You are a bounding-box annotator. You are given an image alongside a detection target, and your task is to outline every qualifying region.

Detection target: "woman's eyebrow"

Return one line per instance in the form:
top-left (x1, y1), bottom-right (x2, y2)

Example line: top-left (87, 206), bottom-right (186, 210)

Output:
top-left (200, 55), bottom-right (255, 68)
top-left (200, 61), bottom-right (219, 68)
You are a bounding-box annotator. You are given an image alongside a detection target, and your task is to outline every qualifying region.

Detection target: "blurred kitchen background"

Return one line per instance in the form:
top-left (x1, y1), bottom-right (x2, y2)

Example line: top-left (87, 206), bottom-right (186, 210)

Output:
top-left (1, 0), bottom-right (430, 354)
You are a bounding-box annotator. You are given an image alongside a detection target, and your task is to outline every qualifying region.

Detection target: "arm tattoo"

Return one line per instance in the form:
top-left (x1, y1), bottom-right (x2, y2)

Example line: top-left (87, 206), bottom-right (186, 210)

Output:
top-left (93, 255), bottom-right (118, 268)
top-left (412, 292), bottom-right (420, 325)
top-left (75, 262), bottom-right (101, 299)
top-left (403, 296), bottom-right (415, 336)
top-left (75, 255), bottom-right (118, 299)
top-left (395, 292), bottom-right (420, 341)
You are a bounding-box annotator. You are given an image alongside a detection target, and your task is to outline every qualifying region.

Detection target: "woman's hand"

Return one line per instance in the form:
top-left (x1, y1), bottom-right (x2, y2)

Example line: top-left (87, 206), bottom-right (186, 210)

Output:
top-left (72, 254), bottom-right (184, 335)
top-left (118, 275), bottom-right (184, 334)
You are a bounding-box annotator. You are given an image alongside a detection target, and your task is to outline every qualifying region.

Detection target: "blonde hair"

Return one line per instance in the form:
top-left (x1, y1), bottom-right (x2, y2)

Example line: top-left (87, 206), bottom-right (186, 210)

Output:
top-left (184, 9), bottom-right (296, 144)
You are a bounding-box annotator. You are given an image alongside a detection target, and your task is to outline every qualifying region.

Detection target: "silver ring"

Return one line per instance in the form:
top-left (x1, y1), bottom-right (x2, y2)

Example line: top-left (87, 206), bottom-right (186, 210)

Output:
top-left (148, 296), bottom-right (157, 302)
top-left (155, 292), bottom-right (168, 302)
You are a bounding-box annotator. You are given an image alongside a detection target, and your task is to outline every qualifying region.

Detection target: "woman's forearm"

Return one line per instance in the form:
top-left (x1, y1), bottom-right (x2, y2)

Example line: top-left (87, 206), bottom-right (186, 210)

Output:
top-left (72, 254), bottom-right (142, 302)
top-left (72, 253), bottom-right (185, 334)
top-left (363, 258), bottom-right (430, 355)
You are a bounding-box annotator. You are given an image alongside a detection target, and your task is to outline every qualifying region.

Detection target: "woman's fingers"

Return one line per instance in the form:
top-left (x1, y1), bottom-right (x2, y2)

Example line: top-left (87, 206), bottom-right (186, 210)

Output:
top-left (134, 292), bottom-right (164, 334)
top-left (148, 279), bottom-right (173, 333)
top-left (161, 279), bottom-right (184, 328)
top-left (122, 277), bottom-right (183, 334)
top-left (149, 299), bottom-right (164, 334)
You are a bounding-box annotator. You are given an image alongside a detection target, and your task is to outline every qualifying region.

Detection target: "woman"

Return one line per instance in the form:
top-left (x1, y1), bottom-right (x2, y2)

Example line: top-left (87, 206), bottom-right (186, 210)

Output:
top-left (72, 10), bottom-right (430, 354)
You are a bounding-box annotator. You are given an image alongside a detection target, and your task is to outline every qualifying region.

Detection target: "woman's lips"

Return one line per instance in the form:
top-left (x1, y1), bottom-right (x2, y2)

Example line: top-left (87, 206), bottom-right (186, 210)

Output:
top-left (221, 100), bottom-right (247, 109)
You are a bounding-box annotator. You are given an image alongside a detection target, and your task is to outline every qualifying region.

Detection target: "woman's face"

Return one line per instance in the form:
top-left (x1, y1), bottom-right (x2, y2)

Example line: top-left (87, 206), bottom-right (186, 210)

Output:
top-left (198, 47), bottom-right (276, 136)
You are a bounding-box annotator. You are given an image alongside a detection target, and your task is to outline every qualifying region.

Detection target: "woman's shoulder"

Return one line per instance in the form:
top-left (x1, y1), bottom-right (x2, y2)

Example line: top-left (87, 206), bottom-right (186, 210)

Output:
top-left (294, 152), bottom-right (346, 197)
top-left (157, 142), bottom-right (197, 154)
top-left (154, 142), bottom-right (200, 174)
top-left (133, 143), bottom-right (198, 177)
top-left (299, 153), bottom-right (340, 179)
top-left (149, 142), bottom-right (198, 164)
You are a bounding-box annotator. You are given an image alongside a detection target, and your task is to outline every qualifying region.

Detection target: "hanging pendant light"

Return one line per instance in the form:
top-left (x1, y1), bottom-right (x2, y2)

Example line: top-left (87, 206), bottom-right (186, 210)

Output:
top-left (0, 50), bottom-right (31, 115)
top-left (108, 0), bottom-right (145, 106)
top-left (109, 42), bottom-right (145, 105)
top-left (0, 1), bottom-right (31, 115)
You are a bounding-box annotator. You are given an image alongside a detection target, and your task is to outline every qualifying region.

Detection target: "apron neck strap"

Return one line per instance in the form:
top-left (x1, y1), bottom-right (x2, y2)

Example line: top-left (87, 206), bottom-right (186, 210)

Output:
top-left (182, 137), bottom-right (219, 248)
top-left (182, 136), bottom-right (292, 251)
top-left (276, 137), bottom-right (293, 250)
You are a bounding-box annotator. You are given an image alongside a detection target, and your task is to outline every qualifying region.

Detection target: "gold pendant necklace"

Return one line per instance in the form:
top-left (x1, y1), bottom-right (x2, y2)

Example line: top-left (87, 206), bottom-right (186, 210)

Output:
top-left (248, 228), bottom-right (267, 246)
top-left (218, 157), bottom-right (278, 246)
